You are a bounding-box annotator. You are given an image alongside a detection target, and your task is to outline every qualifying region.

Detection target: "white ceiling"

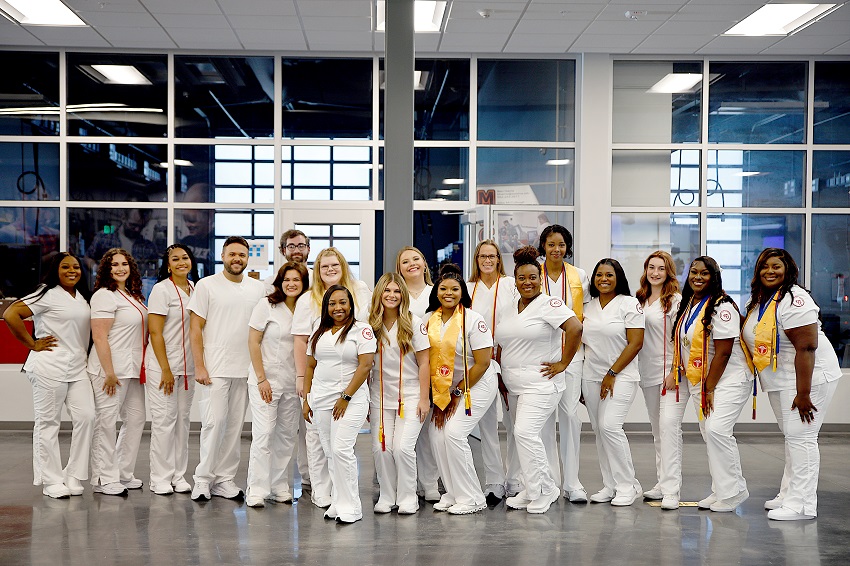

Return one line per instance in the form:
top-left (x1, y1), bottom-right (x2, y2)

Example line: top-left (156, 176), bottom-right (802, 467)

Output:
top-left (0, 0), bottom-right (848, 55)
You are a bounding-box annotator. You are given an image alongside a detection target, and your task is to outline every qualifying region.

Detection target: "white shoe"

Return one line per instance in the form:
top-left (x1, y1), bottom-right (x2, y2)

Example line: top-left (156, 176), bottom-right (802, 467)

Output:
top-left (697, 493), bottom-right (717, 509)
top-left (710, 489), bottom-right (749, 513)
top-left (312, 495), bottom-right (331, 509)
top-left (768, 506), bottom-right (815, 521)
top-left (191, 481), bottom-right (210, 501)
top-left (172, 478), bottom-right (192, 494)
top-left (374, 500), bottom-right (393, 514)
top-left (611, 490), bottom-right (640, 507)
top-left (643, 486), bottom-right (663, 501)
top-left (65, 476), bottom-right (84, 496)
top-left (527, 489), bottom-right (560, 514)
top-left (424, 489), bottom-right (442, 502)
top-left (246, 495), bottom-right (265, 508)
top-left (506, 490), bottom-right (532, 510)
top-left (93, 482), bottom-right (128, 496)
top-left (433, 495), bottom-right (455, 511)
top-left (270, 491), bottom-right (293, 504)
top-left (150, 482), bottom-right (174, 496)
top-left (397, 504), bottom-right (419, 515)
top-left (590, 488), bottom-right (614, 503)
top-left (661, 495), bottom-right (680, 510)
top-left (42, 484), bottom-right (71, 499)
top-left (210, 479), bottom-right (243, 499)
top-left (335, 514), bottom-right (362, 524)
top-left (567, 488), bottom-right (588, 503)
top-left (447, 502), bottom-right (486, 515)
top-left (120, 478), bottom-right (143, 490)
top-left (324, 505), bottom-right (337, 520)
top-left (764, 495), bottom-right (783, 510)
top-left (506, 483), bottom-right (522, 498)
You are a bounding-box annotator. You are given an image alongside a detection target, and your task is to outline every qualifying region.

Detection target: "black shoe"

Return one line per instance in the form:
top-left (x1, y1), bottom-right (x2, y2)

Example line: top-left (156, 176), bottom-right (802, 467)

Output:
top-left (486, 492), bottom-right (503, 508)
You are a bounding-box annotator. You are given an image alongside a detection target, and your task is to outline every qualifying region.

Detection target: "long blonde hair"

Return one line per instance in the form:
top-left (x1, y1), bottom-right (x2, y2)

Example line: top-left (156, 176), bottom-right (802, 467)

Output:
top-left (469, 239), bottom-right (506, 282)
top-left (635, 250), bottom-right (680, 314)
top-left (310, 247), bottom-right (361, 310)
top-left (395, 246), bottom-right (433, 285)
top-left (369, 273), bottom-right (414, 356)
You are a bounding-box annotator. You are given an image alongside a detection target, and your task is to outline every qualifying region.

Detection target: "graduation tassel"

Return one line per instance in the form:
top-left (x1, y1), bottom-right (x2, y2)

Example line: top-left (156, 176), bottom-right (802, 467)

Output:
top-left (398, 398), bottom-right (404, 419)
top-left (464, 390), bottom-right (472, 416)
top-left (752, 378), bottom-right (758, 420)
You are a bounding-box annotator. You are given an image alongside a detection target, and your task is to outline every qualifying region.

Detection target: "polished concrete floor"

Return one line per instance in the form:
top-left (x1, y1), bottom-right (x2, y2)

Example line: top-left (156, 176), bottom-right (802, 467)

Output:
top-left (0, 430), bottom-right (848, 566)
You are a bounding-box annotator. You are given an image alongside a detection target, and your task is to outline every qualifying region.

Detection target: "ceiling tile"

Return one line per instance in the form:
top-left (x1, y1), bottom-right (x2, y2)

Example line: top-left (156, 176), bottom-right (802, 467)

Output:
top-left (76, 10), bottom-right (160, 27)
top-left (522, 3), bottom-right (603, 21)
top-left (763, 34), bottom-right (849, 54)
top-left (583, 19), bottom-right (664, 35)
top-left (449, 2), bottom-right (526, 20)
top-left (296, 0), bottom-right (371, 18)
top-left (826, 40), bottom-right (850, 54)
top-left (229, 15), bottom-right (303, 31)
top-left (630, 34), bottom-right (713, 54)
top-left (27, 26), bottom-right (112, 47)
top-left (445, 18), bottom-right (517, 33)
top-left (157, 14), bottom-right (229, 28)
top-left (66, 0), bottom-right (147, 12)
top-left (655, 20), bottom-right (733, 36)
top-left (514, 19), bottom-right (589, 35)
top-left (570, 33), bottom-right (645, 51)
top-left (439, 32), bottom-right (506, 52)
top-left (234, 28), bottom-right (304, 43)
top-left (505, 33), bottom-right (577, 53)
top-left (697, 35), bottom-right (782, 53)
top-left (307, 30), bottom-right (372, 51)
top-left (0, 23), bottom-right (44, 46)
top-left (140, 0), bottom-right (223, 14)
top-left (218, 0), bottom-right (297, 16)
top-left (596, 4), bottom-right (677, 21)
top-left (302, 16), bottom-right (372, 31)
top-left (413, 33), bottom-right (440, 52)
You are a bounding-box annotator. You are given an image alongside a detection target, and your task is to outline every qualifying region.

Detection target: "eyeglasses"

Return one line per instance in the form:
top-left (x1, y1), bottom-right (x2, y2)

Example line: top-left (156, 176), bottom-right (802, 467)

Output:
top-left (320, 263), bottom-right (341, 272)
top-left (285, 243), bottom-right (308, 251)
top-left (478, 254), bottom-right (498, 261)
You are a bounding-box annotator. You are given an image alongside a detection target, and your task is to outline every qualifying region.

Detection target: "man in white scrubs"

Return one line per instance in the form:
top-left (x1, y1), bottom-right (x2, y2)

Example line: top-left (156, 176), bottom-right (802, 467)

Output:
top-left (189, 236), bottom-right (266, 501)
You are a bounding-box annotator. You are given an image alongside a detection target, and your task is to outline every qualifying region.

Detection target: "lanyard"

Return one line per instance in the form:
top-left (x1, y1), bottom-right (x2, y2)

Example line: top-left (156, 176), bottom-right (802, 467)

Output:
top-left (377, 337), bottom-right (405, 451)
top-left (471, 278), bottom-right (499, 342)
top-left (169, 278), bottom-right (194, 390)
top-left (542, 262), bottom-right (567, 303)
top-left (117, 290), bottom-right (148, 384)
top-left (684, 295), bottom-right (710, 335)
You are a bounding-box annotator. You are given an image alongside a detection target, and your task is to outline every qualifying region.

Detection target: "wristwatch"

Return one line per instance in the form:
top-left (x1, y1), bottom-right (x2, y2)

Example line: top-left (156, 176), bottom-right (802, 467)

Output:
top-left (606, 369), bottom-right (617, 378)
top-left (452, 387), bottom-right (463, 397)
top-left (340, 392), bottom-right (352, 401)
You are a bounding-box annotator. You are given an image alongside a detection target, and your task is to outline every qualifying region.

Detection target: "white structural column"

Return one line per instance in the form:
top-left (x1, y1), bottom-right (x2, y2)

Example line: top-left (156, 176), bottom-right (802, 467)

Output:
top-left (383, 0), bottom-right (416, 268)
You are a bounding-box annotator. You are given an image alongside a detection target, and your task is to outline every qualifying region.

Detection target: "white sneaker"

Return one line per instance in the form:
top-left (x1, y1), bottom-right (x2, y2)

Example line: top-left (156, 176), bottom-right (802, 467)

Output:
top-left (93, 482), bottom-right (128, 496)
top-left (374, 500), bottom-right (393, 514)
top-left (764, 495), bottom-right (783, 510)
top-left (697, 493), bottom-right (717, 509)
top-left (611, 490), bottom-right (640, 507)
top-left (506, 483), bottom-right (522, 498)
top-left (42, 484), bottom-right (71, 499)
top-left (150, 482), bottom-right (174, 496)
top-left (120, 478), bottom-right (143, 490)
top-left (590, 488), bottom-right (614, 503)
top-left (335, 513), bottom-right (362, 524)
top-left (65, 476), bottom-right (84, 496)
top-left (172, 478), bottom-right (192, 494)
top-left (191, 481), bottom-right (210, 501)
top-left (246, 495), bottom-right (265, 508)
top-left (567, 488), bottom-right (588, 503)
top-left (324, 505), bottom-right (338, 520)
top-left (447, 502), bottom-right (486, 515)
top-left (643, 486), bottom-right (663, 501)
top-left (270, 491), bottom-right (293, 504)
top-left (710, 489), bottom-right (749, 513)
top-left (527, 489), bottom-right (560, 514)
top-left (506, 490), bottom-right (532, 510)
top-left (768, 506), bottom-right (815, 521)
top-left (661, 495), bottom-right (680, 510)
top-left (312, 495), bottom-right (331, 509)
top-left (397, 504), bottom-right (419, 515)
top-left (210, 479), bottom-right (243, 499)
top-left (433, 495), bottom-right (455, 511)
top-left (424, 489), bottom-right (442, 502)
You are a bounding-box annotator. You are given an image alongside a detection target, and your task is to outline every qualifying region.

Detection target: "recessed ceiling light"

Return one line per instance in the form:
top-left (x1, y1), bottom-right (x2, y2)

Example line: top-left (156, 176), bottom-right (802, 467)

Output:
top-left (435, 189), bottom-right (455, 196)
top-left (724, 3), bottom-right (840, 36)
top-left (647, 73), bottom-right (703, 94)
top-left (0, 0), bottom-right (86, 26)
top-left (376, 1), bottom-right (449, 33)
top-left (546, 159), bottom-right (571, 166)
top-left (442, 178), bottom-right (465, 185)
top-left (84, 65), bottom-right (152, 85)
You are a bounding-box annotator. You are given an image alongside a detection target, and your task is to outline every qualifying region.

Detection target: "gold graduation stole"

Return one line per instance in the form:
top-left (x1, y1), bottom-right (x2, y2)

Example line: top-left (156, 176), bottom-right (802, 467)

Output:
top-left (564, 263), bottom-right (584, 322)
top-left (671, 296), bottom-right (710, 387)
top-left (427, 306), bottom-right (464, 410)
top-left (741, 290), bottom-right (781, 374)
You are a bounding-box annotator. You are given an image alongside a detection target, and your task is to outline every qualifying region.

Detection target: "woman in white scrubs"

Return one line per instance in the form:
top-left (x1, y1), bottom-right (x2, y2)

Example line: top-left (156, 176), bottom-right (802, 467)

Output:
top-left (634, 251), bottom-right (680, 502)
top-left (659, 256), bottom-right (751, 512)
top-left (538, 224), bottom-right (590, 503)
top-left (88, 248), bottom-right (148, 496)
top-left (245, 262), bottom-right (309, 508)
top-left (741, 249), bottom-right (842, 521)
top-left (467, 239), bottom-right (518, 503)
top-left (395, 246), bottom-right (440, 502)
top-left (145, 244), bottom-right (199, 495)
top-left (302, 286), bottom-right (377, 524)
top-left (427, 264), bottom-right (497, 515)
top-left (3, 252), bottom-right (95, 498)
top-left (497, 246), bottom-right (583, 514)
top-left (582, 258), bottom-right (644, 507)
top-left (368, 273), bottom-right (431, 514)
top-left (292, 247), bottom-right (372, 508)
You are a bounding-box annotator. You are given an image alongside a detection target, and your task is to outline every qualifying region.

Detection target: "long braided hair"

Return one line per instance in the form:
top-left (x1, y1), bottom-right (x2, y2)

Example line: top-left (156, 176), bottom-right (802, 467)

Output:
top-left (671, 256), bottom-right (738, 341)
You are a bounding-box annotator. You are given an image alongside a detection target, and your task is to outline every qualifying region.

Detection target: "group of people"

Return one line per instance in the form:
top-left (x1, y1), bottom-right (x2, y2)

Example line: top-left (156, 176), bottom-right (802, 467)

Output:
top-left (4, 224), bottom-right (841, 524)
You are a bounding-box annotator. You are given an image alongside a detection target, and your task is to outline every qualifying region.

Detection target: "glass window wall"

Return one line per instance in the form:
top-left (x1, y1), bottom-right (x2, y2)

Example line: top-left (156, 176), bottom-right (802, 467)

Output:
top-left (0, 52), bottom-right (59, 136)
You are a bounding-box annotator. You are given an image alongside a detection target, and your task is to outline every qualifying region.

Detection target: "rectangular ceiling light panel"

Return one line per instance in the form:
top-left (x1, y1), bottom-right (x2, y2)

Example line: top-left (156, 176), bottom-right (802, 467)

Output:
top-left (724, 3), bottom-right (839, 36)
top-left (0, 0), bottom-right (87, 26)
top-left (376, 1), bottom-right (448, 32)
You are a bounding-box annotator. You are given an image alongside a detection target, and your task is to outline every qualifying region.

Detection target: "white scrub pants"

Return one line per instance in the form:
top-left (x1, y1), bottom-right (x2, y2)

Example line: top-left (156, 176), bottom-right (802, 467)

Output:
top-left (513, 392), bottom-right (560, 499)
top-left (416, 414), bottom-right (440, 495)
top-left (313, 400), bottom-right (369, 522)
top-left (556, 360), bottom-right (585, 492)
top-left (193, 377), bottom-right (248, 486)
top-left (478, 395), bottom-right (506, 488)
top-left (371, 400), bottom-right (425, 509)
top-left (303, 408), bottom-right (331, 502)
top-left (658, 376), bottom-right (750, 499)
top-left (640, 382), bottom-right (663, 489)
top-left (582, 379), bottom-right (640, 497)
top-left (90, 374), bottom-right (146, 486)
top-left (296, 413), bottom-right (310, 483)
top-left (768, 380), bottom-right (838, 517)
top-left (510, 394), bottom-right (560, 492)
top-left (430, 372), bottom-right (497, 507)
top-left (247, 383), bottom-right (301, 500)
top-left (27, 372), bottom-right (95, 486)
top-left (146, 370), bottom-right (194, 488)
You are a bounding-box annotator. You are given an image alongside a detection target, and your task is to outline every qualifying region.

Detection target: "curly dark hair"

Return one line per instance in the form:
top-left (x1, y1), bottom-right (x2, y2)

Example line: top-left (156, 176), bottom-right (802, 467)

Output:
top-left (427, 263), bottom-right (473, 313)
top-left (537, 224), bottom-right (574, 259)
top-left (18, 252), bottom-right (90, 305)
top-left (672, 256), bottom-right (738, 341)
top-left (156, 243), bottom-right (200, 283)
top-left (94, 248), bottom-right (145, 302)
top-left (745, 248), bottom-right (801, 316)
top-left (513, 245), bottom-right (541, 276)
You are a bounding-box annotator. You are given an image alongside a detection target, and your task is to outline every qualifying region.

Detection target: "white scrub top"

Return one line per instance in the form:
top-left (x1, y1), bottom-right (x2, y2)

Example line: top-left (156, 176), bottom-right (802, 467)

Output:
top-left (429, 308), bottom-right (495, 384)
top-left (741, 285), bottom-right (842, 393)
top-left (23, 286), bottom-right (90, 382)
top-left (144, 279), bottom-right (194, 376)
top-left (187, 272), bottom-right (266, 378)
top-left (542, 263), bottom-right (590, 363)
top-left (678, 297), bottom-right (750, 384)
top-left (408, 284), bottom-right (433, 319)
top-left (248, 299), bottom-right (297, 392)
top-left (307, 320), bottom-right (377, 411)
top-left (467, 276), bottom-right (517, 341)
top-left (370, 314), bottom-right (430, 410)
top-left (638, 294), bottom-right (681, 388)
top-left (88, 288), bottom-right (147, 380)
top-left (582, 294), bottom-right (644, 383)
top-left (495, 293), bottom-right (575, 395)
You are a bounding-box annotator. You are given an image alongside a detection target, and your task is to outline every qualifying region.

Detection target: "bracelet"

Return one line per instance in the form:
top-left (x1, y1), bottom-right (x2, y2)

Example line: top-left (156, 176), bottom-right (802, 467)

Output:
top-left (257, 378), bottom-right (267, 384)
top-left (606, 369), bottom-right (617, 378)
top-left (296, 375), bottom-right (305, 378)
